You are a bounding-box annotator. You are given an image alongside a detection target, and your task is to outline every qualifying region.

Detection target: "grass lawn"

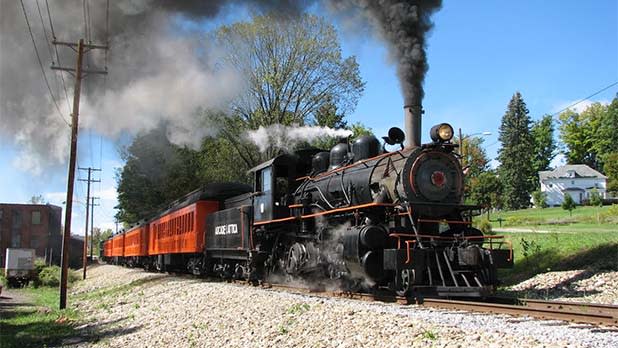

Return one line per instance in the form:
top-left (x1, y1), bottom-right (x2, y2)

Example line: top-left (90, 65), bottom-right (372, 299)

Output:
top-left (484, 205), bottom-right (618, 233)
top-left (497, 230), bottom-right (618, 285)
top-left (0, 286), bottom-right (80, 348)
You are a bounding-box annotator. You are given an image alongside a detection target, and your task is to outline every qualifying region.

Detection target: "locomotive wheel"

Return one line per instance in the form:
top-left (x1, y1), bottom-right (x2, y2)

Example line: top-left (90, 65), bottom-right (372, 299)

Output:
top-left (396, 269), bottom-right (415, 297)
top-left (285, 243), bottom-right (307, 275)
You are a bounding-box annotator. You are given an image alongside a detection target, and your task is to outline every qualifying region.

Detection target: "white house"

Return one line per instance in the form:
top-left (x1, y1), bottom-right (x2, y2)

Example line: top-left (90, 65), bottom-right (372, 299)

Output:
top-left (539, 164), bottom-right (607, 206)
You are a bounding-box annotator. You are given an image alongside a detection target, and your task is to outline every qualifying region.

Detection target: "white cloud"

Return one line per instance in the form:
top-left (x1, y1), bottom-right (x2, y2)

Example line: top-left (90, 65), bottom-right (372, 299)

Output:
top-left (96, 187), bottom-right (118, 201)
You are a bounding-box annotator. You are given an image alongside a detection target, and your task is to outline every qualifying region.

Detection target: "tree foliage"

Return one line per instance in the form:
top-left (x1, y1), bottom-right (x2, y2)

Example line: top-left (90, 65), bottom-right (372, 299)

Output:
top-left (604, 152), bottom-right (618, 194)
top-left (91, 227), bottom-right (113, 255)
top-left (497, 92), bottom-right (536, 209)
top-left (455, 135), bottom-right (491, 205)
top-left (115, 127), bottom-right (202, 224)
top-left (588, 188), bottom-right (603, 207)
top-left (214, 13), bottom-right (364, 165)
top-left (558, 96), bottom-right (618, 188)
top-left (558, 103), bottom-right (606, 170)
top-left (531, 114), bottom-right (556, 176)
top-left (561, 193), bottom-right (576, 216)
top-left (467, 171), bottom-right (503, 210)
top-left (531, 190), bottom-right (548, 208)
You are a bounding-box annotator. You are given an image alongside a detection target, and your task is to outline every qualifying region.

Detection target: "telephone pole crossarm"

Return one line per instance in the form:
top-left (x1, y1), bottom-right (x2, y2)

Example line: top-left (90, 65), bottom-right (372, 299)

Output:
top-left (52, 40), bottom-right (108, 50)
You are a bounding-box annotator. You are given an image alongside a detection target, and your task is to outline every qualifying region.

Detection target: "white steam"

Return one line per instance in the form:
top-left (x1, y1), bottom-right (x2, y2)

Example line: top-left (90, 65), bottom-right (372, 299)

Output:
top-left (246, 124), bottom-right (353, 152)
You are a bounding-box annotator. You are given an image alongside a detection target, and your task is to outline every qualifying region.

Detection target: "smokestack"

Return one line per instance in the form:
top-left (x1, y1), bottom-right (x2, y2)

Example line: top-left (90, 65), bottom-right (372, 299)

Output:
top-left (404, 104), bottom-right (422, 147)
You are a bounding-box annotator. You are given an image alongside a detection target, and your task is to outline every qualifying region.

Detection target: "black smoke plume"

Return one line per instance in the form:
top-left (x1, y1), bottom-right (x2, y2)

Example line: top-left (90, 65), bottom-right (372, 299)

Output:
top-left (331, 1), bottom-right (442, 106)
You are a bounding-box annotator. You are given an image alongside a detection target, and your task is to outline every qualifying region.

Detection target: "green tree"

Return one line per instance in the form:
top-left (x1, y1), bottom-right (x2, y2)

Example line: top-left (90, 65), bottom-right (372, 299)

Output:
top-left (531, 115), bottom-right (556, 176)
top-left (559, 103), bottom-right (606, 170)
top-left (604, 152), bottom-right (618, 194)
top-left (467, 171), bottom-right (503, 210)
top-left (115, 127), bottom-right (202, 224)
top-left (561, 193), bottom-right (576, 217)
top-left (457, 136), bottom-right (490, 179)
top-left (595, 97), bottom-right (618, 167)
top-left (91, 228), bottom-right (113, 256)
top-left (497, 92), bottom-right (536, 209)
top-left (531, 190), bottom-right (548, 208)
top-left (588, 188), bottom-right (603, 207)
top-left (455, 135), bottom-right (490, 204)
top-left (214, 13), bottom-right (364, 166)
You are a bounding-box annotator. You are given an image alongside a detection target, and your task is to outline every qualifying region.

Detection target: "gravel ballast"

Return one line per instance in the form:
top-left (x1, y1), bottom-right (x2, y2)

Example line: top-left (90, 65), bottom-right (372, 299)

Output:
top-left (66, 265), bottom-right (618, 348)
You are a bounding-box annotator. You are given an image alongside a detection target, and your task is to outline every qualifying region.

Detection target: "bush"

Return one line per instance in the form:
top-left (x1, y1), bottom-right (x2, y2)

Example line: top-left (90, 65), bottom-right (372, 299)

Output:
top-left (562, 194), bottom-right (576, 216)
top-left (531, 190), bottom-right (548, 208)
top-left (32, 265), bottom-right (80, 288)
top-left (588, 189), bottom-right (603, 207)
top-left (599, 204), bottom-right (618, 223)
top-left (476, 218), bottom-right (494, 235)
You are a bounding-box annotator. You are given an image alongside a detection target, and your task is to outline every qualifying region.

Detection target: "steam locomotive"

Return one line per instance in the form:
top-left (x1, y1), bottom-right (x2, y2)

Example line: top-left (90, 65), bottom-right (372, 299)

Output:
top-left (102, 107), bottom-right (512, 297)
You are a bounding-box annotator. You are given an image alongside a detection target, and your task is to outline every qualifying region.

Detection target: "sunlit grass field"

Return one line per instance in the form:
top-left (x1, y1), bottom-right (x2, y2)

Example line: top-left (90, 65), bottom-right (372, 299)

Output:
top-left (485, 205), bottom-right (618, 233)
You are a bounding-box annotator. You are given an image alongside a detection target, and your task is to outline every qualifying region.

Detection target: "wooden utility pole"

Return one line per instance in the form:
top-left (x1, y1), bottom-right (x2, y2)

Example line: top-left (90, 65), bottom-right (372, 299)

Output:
top-left (78, 167), bottom-right (100, 279)
top-left (53, 39), bottom-right (107, 309)
top-left (90, 196), bottom-right (100, 260)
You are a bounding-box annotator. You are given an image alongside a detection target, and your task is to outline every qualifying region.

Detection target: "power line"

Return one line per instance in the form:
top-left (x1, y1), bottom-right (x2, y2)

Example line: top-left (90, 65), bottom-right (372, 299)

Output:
top-left (551, 81), bottom-right (618, 117)
top-left (35, 0), bottom-right (55, 72)
top-left (45, 0), bottom-right (71, 111)
top-left (20, 0), bottom-right (70, 127)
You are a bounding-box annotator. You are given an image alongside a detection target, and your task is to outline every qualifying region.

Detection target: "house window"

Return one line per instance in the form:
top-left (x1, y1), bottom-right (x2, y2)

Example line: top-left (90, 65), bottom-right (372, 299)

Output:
top-left (548, 184), bottom-right (553, 188)
top-left (31, 235), bottom-right (39, 248)
top-left (571, 180), bottom-right (575, 185)
top-left (32, 211), bottom-right (41, 225)
top-left (12, 210), bottom-right (21, 247)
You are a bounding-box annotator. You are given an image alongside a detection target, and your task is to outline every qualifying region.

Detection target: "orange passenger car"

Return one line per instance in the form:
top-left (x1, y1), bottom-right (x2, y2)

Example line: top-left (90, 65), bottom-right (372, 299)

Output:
top-left (103, 239), bottom-right (113, 258)
top-left (111, 233), bottom-right (125, 257)
top-left (124, 225), bottom-right (149, 257)
top-left (148, 201), bottom-right (219, 255)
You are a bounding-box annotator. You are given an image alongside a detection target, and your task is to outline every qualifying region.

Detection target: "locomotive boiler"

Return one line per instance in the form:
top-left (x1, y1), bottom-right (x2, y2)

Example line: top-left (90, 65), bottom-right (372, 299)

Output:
top-left (103, 106), bottom-right (513, 298)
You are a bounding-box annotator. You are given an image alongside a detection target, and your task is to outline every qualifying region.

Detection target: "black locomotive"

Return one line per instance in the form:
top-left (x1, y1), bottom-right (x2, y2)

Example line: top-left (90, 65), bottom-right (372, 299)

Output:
top-left (203, 113), bottom-right (512, 298)
top-left (104, 107), bottom-right (513, 298)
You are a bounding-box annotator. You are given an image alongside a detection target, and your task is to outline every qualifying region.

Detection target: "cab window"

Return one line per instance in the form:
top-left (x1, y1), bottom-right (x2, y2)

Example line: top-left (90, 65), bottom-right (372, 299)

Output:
top-left (261, 167), bottom-right (272, 192)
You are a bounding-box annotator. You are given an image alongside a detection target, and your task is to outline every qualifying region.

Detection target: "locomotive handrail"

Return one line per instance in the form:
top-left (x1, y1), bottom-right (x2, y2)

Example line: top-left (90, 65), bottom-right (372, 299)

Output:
top-left (417, 218), bottom-right (472, 225)
top-left (301, 202), bottom-right (396, 219)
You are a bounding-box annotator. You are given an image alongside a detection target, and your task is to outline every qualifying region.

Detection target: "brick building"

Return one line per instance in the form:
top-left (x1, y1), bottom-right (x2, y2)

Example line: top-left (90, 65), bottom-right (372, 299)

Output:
top-left (0, 203), bottom-right (83, 268)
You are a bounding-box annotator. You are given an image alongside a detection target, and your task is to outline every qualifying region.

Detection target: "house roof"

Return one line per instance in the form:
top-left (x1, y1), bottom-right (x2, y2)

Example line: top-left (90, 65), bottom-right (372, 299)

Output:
top-left (539, 164), bottom-right (607, 181)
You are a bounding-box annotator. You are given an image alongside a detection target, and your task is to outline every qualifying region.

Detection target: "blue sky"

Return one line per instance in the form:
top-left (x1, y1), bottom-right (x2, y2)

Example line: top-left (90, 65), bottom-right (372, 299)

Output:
top-left (1, 0), bottom-right (617, 234)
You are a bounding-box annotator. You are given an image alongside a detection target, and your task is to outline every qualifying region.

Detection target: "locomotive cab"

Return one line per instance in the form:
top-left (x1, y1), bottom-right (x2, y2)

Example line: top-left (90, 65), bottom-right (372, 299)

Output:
top-left (250, 154), bottom-right (299, 222)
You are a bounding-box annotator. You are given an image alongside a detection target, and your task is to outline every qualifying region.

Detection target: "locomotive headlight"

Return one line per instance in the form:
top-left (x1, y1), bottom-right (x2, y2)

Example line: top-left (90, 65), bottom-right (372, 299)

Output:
top-left (430, 123), bottom-right (454, 142)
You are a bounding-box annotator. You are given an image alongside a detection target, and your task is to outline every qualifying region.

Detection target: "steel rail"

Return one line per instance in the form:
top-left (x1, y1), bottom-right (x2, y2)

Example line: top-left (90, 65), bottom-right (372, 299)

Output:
top-left (418, 298), bottom-right (618, 327)
top-left (259, 282), bottom-right (618, 327)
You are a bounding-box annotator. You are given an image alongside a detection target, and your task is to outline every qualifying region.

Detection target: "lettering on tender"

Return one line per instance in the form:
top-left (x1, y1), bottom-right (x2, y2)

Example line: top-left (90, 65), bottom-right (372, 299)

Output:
top-left (214, 224), bottom-right (239, 236)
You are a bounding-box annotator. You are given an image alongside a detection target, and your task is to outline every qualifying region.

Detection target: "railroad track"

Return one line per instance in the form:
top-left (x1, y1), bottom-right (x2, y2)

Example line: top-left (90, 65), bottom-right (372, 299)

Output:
top-left (129, 268), bottom-right (618, 327)
top-left (420, 298), bottom-right (618, 327)
top-left (258, 282), bottom-right (618, 327)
